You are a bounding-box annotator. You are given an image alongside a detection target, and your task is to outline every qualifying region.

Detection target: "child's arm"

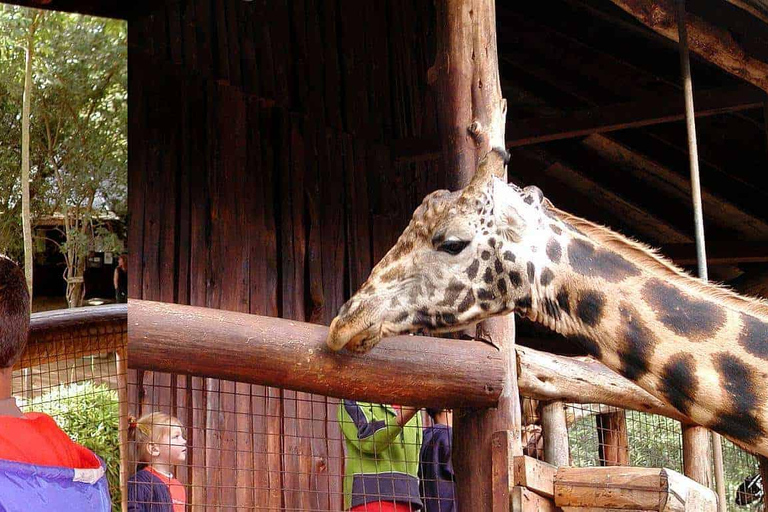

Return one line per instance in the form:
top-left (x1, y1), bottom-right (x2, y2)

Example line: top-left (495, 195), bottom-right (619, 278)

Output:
top-left (339, 401), bottom-right (408, 454)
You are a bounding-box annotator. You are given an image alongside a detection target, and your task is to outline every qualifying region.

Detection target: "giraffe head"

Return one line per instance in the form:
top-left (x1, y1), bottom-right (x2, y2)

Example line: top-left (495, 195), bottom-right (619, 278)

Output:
top-left (327, 149), bottom-right (556, 353)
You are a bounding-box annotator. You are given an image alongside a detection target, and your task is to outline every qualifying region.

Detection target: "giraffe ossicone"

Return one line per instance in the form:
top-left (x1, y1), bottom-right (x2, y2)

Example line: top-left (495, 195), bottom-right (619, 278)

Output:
top-left (326, 150), bottom-right (768, 458)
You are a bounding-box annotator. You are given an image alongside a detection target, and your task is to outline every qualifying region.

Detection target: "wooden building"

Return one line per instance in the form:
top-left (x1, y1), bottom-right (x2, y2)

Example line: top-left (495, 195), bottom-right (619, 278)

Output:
top-left (6, 0), bottom-right (768, 509)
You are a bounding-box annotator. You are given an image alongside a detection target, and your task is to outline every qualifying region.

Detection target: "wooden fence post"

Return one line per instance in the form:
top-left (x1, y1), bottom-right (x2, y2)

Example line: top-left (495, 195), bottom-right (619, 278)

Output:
top-left (541, 402), bottom-right (570, 467)
top-left (431, 0), bottom-right (522, 509)
top-left (596, 410), bottom-right (629, 466)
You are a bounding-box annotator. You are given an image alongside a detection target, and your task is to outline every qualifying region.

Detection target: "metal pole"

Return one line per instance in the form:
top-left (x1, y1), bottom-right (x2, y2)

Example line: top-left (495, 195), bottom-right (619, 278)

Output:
top-left (676, 1), bottom-right (726, 509)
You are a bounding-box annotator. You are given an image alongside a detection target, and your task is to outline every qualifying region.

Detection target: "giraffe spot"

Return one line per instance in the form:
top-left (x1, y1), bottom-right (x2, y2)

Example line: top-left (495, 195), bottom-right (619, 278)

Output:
top-left (389, 297), bottom-right (401, 308)
top-left (643, 278), bottom-right (725, 339)
top-left (572, 334), bottom-right (602, 359)
top-left (487, 220), bottom-right (494, 228)
top-left (509, 271), bottom-right (523, 288)
top-left (556, 289), bottom-right (570, 314)
top-left (466, 260), bottom-right (480, 279)
top-left (413, 309), bottom-right (433, 328)
top-left (617, 305), bottom-right (656, 382)
top-left (497, 278), bottom-right (507, 295)
top-left (576, 291), bottom-right (605, 327)
top-left (540, 268), bottom-right (554, 287)
top-left (438, 279), bottom-right (465, 307)
top-left (516, 295), bottom-right (532, 310)
top-left (393, 311), bottom-right (409, 323)
top-left (551, 224), bottom-right (563, 235)
top-left (709, 413), bottom-right (764, 444)
top-left (739, 314), bottom-right (768, 359)
top-left (457, 290), bottom-right (475, 313)
top-left (483, 267), bottom-right (494, 285)
top-left (408, 284), bottom-right (423, 304)
top-left (715, 353), bottom-right (762, 419)
top-left (567, 238), bottom-right (641, 282)
top-left (481, 250), bottom-right (491, 260)
top-left (480, 302), bottom-right (492, 311)
top-left (524, 196), bottom-right (534, 205)
top-left (543, 298), bottom-right (560, 320)
top-left (494, 259), bottom-right (504, 274)
top-left (527, 262), bottom-right (535, 283)
top-left (439, 312), bottom-right (458, 326)
top-left (503, 251), bottom-right (516, 262)
top-left (659, 354), bottom-right (698, 416)
top-left (387, 240), bottom-right (414, 263)
top-left (380, 266), bottom-right (405, 283)
top-left (488, 238), bottom-right (496, 248)
top-left (546, 238), bottom-right (562, 264)
top-left (710, 352), bottom-right (766, 442)
top-left (477, 288), bottom-right (496, 301)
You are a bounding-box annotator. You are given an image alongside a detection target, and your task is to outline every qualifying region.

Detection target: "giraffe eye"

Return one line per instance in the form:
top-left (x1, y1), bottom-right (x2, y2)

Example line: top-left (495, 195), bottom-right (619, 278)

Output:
top-left (437, 240), bottom-right (469, 255)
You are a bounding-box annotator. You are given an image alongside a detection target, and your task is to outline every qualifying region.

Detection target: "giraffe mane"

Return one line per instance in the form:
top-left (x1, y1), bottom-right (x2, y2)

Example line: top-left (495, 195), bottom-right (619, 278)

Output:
top-left (548, 204), bottom-right (768, 319)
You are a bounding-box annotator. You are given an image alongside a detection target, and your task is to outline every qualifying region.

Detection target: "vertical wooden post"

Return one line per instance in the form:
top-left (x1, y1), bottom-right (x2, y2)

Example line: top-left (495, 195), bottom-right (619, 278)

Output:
top-left (541, 402), bottom-right (570, 467)
top-left (116, 347), bottom-right (129, 512)
top-left (431, 1), bottom-right (522, 509)
top-left (596, 410), bottom-right (629, 466)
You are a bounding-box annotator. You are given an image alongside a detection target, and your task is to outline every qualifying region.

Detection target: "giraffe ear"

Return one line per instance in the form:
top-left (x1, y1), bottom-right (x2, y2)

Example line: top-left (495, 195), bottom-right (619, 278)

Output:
top-left (492, 179), bottom-right (524, 243)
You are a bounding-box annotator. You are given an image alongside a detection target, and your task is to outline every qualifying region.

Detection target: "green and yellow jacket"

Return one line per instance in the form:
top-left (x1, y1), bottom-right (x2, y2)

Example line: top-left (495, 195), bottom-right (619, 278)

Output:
top-left (338, 401), bottom-right (423, 510)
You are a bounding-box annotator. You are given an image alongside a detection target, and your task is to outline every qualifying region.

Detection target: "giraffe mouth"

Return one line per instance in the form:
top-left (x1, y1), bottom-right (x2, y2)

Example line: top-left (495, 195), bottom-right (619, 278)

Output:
top-left (327, 317), bottom-right (382, 353)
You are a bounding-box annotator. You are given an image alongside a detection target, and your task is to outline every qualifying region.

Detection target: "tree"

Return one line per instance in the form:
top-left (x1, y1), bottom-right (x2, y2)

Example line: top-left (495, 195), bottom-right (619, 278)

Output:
top-left (0, 7), bottom-right (126, 307)
top-left (21, 11), bottom-right (42, 306)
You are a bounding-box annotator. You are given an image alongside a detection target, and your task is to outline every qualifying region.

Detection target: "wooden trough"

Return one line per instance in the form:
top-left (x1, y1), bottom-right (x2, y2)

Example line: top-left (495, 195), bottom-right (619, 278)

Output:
top-left (495, 443), bottom-right (718, 512)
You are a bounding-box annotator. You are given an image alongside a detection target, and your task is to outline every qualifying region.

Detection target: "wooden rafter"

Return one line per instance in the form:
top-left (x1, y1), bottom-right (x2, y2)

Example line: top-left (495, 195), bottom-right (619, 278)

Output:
top-left (609, 0), bottom-right (768, 92)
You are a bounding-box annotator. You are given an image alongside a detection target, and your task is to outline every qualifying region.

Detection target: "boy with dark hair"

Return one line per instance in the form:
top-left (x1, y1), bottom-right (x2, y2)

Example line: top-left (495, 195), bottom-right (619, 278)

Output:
top-left (0, 256), bottom-right (111, 510)
top-left (419, 408), bottom-right (456, 512)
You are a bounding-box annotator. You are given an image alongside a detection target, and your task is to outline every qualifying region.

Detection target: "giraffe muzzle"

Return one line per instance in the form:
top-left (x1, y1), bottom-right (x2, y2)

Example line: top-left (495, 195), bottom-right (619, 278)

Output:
top-left (326, 315), bottom-right (380, 352)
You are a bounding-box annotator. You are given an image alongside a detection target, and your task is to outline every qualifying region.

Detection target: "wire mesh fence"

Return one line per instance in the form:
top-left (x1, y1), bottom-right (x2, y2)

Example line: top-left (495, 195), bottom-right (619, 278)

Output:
top-left (12, 306), bottom-right (127, 512)
top-left (127, 371), bottom-right (459, 511)
top-left (126, 375), bottom-right (763, 511)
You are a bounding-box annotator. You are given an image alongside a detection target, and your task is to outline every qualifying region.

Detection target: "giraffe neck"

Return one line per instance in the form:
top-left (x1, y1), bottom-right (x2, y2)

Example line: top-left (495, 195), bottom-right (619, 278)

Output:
top-left (513, 220), bottom-right (768, 456)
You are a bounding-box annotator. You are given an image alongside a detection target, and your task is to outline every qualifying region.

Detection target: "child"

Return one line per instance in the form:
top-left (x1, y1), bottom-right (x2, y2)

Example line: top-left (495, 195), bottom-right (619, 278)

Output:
top-left (419, 408), bottom-right (456, 512)
top-left (128, 411), bottom-right (188, 512)
top-left (339, 400), bottom-right (423, 511)
top-left (0, 256), bottom-right (111, 509)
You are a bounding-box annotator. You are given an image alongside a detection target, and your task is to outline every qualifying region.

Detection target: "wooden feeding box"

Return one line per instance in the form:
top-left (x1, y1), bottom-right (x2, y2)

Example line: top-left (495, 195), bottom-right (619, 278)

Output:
top-left (554, 466), bottom-right (718, 511)
top-left (503, 455), bottom-right (718, 512)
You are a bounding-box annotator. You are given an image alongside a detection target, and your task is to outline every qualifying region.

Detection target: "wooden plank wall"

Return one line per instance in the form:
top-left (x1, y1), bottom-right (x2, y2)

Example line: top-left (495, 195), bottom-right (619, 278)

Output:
top-left (127, 0), bottom-right (443, 509)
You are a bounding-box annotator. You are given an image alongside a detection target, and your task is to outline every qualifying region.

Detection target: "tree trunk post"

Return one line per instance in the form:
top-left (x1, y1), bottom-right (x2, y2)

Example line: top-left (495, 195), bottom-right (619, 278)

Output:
top-left (430, 1), bottom-right (522, 509)
top-left (541, 401), bottom-right (570, 467)
top-left (596, 410), bottom-right (629, 466)
top-left (21, 14), bottom-right (39, 308)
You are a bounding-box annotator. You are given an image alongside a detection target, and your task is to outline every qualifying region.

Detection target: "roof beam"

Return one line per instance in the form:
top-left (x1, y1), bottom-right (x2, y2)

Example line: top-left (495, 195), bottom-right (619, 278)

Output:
top-left (393, 85), bottom-right (764, 162)
top-left (608, 0), bottom-right (768, 93)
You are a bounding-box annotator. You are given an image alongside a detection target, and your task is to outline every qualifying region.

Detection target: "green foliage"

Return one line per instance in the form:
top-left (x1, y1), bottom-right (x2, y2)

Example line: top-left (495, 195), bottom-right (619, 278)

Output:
top-left (0, 5), bottom-right (126, 296)
top-left (26, 381), bottom-right (121, 512)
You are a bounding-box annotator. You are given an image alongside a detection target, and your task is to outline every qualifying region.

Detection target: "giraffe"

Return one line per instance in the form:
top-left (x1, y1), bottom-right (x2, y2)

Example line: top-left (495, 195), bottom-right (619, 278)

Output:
top-left (326, 149), bottom-right (768, 458)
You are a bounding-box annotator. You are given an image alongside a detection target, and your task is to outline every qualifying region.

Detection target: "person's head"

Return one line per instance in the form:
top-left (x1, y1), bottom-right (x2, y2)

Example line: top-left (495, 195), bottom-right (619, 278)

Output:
top-left (118, 254), bottom-right (127, 268)
top-left (426, 408), bottom-right (452, 426)
top-left (129, 412), bottom-right (187, 469)
top-left (0, 256), bottom-right (30, 370)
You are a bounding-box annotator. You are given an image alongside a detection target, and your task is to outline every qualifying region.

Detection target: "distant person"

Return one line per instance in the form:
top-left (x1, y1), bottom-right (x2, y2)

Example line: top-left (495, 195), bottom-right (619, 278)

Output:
top-left (0, 255), bottom-right (111, 510)
top-left (735, 473), bottom-right (763, 506)
top-left (128, 412), bottom-right (188, 512)
top-left (339, 400), bottom-right (423, 511)
top-left (114, 253), bottom-right (128, 303)
top-left (419, 408), bottom-right (456, 512)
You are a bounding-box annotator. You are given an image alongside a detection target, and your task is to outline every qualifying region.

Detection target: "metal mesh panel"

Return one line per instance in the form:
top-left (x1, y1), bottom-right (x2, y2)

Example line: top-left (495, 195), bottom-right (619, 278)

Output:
top-left (128, 372), bottom-right (458, 511)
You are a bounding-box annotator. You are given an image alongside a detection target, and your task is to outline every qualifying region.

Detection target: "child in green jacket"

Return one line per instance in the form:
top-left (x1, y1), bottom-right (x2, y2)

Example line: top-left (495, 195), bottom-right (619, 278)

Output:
top-left (339, 401), bottom-right (423, 511)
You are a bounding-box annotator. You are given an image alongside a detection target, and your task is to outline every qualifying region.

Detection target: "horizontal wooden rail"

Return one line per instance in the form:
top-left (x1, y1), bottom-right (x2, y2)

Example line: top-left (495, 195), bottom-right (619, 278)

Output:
top-left (128, 301), bottom-right (704, 426)
top-left (16, 304), bottom-right (128, 369)
top-left (128, 300), bottom-right (506, 408)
